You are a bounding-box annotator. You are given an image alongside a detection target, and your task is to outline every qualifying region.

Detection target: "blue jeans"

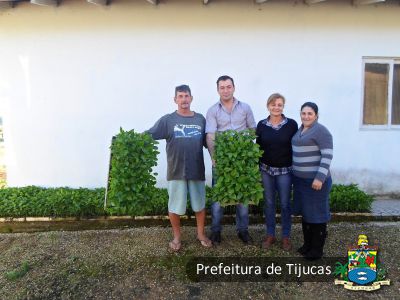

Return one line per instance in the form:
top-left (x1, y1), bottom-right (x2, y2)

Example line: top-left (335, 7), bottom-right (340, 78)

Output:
top-left (261, 170), bottom-right (292, 238)
top-left (210, 167), bottom-right (249, 233)
top-left (211, 202), bottom-right (249, 233)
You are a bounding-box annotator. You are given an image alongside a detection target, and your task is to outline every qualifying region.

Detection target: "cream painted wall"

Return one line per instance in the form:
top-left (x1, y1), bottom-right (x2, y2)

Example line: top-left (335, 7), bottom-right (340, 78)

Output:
top-left (0, 1), bottom-right (399, 193)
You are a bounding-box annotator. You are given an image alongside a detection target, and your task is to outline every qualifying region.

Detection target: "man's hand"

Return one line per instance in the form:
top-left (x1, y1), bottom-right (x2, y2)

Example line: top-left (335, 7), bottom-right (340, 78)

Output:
top-left (211, 159), bottom-right (216, 167)
top-left (311, 179), bottom-right (323, 190)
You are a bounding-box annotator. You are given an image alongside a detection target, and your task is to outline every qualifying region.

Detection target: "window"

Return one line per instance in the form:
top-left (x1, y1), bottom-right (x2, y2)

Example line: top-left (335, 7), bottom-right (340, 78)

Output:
top-left (362, 58), bottom-right (400, 129)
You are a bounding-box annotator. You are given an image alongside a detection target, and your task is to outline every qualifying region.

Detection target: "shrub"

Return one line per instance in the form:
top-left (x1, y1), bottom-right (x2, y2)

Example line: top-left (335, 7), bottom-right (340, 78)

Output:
top-left (48, 187), bottom-right (105, 217)
top-left (140, 187), bottom-right (168, 216)
top-left (212, 129), bottom-right (264, 207)
top-left (0, 186), bottom-right (104, 218)
top-left (107, 129), bottom-right (159, 216)
top-left (0, 184), bottom-right (373, 218)
top-left (329, 184), bottom-right (373, 212)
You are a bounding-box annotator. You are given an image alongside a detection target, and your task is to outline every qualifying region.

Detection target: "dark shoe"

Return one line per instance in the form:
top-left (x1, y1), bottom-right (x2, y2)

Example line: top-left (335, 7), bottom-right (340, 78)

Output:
top-left (297, 221), bottom-right (312, 256)
top-left (282, 237), bottom-right (292, 251)
top-left (209, 231), bottom-right (221, 245)
top-left (262, 235), bottom-right (276, 250)
top-left (238, 230), bottom-right (252, 244)
top-left (297, 244), bottom-right (309, 256)
top-left (305, 223), bottom-right (327, 261)
top-left (305, 248), bottom-right (323, 261)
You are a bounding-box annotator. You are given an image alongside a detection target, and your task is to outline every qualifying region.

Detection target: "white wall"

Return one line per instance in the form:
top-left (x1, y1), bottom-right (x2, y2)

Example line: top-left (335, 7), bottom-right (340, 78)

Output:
top-left (0, 1), bottom-right (399, 193)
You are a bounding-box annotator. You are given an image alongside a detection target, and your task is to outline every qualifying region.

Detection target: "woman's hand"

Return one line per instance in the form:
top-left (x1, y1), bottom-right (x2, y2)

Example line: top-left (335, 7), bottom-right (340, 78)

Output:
top-left (312, 179), bottom-right (323, 190)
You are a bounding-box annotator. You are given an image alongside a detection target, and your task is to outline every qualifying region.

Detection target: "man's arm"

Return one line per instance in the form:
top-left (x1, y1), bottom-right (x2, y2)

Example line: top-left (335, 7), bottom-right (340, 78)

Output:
top-left (205, 106), bottom-right (217, 166)
top-left (246, 105), bottom-right (257, 130)
top-left (206, 133), bottom-right (216, 166)
top-left (145, 115), bottom-right (168, 140)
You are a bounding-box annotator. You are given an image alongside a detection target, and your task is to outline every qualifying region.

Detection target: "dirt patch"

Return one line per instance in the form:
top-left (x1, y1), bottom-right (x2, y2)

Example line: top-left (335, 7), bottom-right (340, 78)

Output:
top-left (0, 223), bottom-right (398, 299)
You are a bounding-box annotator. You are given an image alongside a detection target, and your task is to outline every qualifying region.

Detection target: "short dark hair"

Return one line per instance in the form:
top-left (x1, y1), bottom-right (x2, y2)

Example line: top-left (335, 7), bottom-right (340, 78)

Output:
top-left (216, 75), bottom-right (235, 87)
top-left (175, 84), bottom-right (191, 96)
top-left (301, 101), bottom-right (319, 115)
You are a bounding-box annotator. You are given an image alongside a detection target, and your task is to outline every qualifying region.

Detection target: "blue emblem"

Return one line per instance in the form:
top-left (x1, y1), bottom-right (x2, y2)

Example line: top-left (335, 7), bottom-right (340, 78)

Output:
top-left (348, 267), bottom-right (376, 285)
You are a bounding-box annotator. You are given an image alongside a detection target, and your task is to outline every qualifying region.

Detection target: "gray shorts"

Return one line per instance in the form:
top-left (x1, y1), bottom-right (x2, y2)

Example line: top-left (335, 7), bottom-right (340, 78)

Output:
top-left (167, 180), bottom-right (206, 215)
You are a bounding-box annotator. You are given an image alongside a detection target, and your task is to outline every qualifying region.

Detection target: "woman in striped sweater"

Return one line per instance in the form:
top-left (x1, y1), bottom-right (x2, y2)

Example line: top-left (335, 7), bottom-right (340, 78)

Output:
top-left (291, 102), bottom-right (333, 260)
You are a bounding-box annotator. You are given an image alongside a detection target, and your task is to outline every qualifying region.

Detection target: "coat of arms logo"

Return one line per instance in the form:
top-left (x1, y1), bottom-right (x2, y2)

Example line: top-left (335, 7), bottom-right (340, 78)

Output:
top-left (334, 234), bottom-right (390, 291)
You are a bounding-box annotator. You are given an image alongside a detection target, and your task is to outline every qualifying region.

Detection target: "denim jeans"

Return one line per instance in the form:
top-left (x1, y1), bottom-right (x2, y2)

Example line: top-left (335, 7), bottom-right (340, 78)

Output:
top-left (261, 170), bottom-right (292, 238)
top-left (210, 167), bottom-right (249, 233)
top-left (211, 202), bottom-right (249, 233)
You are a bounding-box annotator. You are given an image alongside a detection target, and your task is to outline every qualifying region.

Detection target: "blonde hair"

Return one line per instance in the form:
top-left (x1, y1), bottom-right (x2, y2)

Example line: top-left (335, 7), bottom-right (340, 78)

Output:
top-left (267, 93), bottom-right (286, 106)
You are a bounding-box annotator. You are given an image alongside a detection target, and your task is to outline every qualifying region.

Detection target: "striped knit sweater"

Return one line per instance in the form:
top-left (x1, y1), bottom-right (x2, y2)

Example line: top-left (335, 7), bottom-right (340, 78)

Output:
top-left (291, 121), bottom-right (333, 183)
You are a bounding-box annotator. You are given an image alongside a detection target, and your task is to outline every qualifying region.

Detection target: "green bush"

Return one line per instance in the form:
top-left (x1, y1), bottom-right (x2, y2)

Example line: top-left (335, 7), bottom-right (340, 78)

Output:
top-left (330, 184), bottom-right (373, 212)
top-left (0, 186), bottom-right (169, 218)
top-left (0, 186), bottom-right (104, 218)
top-left (212, 129), bottom-right (264, 207)
top-left (141, 187), bottom-right (168, 216)
top-left (0, 183), bottom-right (373, 218)
top-left (107, 129), bottom-right (159, 216)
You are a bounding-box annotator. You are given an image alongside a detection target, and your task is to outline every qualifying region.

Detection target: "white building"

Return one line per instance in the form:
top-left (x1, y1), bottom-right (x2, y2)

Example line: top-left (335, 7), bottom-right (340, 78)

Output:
top-left (0, 0), bottom-right (399, 194)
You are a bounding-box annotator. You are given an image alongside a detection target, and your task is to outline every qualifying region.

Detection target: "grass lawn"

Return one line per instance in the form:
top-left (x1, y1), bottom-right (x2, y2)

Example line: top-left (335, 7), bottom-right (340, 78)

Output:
top-left (0, 222), bottom-right (398, 299)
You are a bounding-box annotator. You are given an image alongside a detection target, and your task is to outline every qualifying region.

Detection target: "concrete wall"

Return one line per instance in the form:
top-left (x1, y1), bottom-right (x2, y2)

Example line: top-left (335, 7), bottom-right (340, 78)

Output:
top-left (1, 0), bottom-right (399, 193)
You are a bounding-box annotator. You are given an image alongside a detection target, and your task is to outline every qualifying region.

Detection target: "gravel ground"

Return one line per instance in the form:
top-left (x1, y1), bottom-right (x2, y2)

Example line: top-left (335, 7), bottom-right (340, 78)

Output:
top-left (0, 222), bottom-right (399, 300)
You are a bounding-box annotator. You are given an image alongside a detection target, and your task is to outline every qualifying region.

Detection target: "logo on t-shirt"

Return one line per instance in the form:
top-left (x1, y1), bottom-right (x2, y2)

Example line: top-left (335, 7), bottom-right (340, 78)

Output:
top-left (174, 124), bottom-right (202, 138)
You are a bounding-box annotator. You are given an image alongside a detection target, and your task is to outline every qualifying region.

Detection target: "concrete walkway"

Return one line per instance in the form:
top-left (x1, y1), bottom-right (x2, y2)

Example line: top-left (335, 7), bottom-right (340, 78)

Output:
top-left (372, 197), bottom-right (400, 216)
